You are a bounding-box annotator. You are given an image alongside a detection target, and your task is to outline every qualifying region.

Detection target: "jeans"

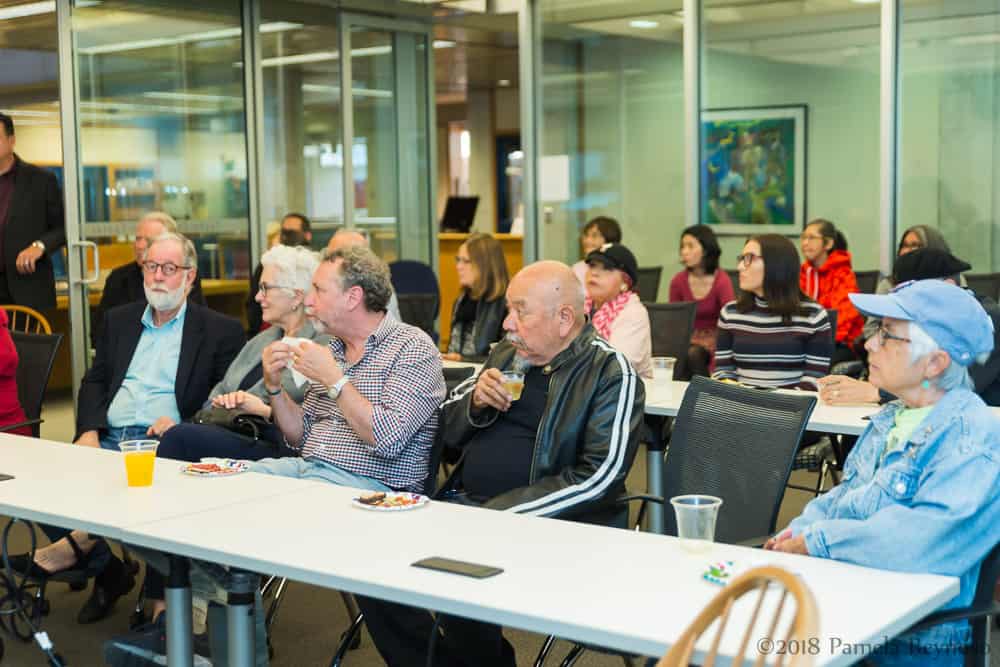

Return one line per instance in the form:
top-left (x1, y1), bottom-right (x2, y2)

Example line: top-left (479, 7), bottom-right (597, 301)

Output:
top-left (249, 457), bottom-right (392, 491)
top-left (100, 425), bottom-right (155, 451)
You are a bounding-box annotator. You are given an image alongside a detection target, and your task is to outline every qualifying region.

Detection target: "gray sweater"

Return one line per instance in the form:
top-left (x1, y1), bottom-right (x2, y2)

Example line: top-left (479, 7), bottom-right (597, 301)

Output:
top-left (206, 319), bottom-right (330, 407)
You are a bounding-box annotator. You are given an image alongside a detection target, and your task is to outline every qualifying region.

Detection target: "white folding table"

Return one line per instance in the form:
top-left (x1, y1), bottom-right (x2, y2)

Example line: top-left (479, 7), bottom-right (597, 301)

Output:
top-left (124, 481), bottom-right (959, 667)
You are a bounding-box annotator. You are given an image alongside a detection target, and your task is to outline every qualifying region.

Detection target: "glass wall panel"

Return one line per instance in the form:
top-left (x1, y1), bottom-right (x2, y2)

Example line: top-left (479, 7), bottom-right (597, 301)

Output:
top-left (349, 27), bottom-right (399, 259)
top-left (899, 0), bottom-right (1000, 272)
top-left (702, 0), bottom-right (881, 272)
top-left (72, 0), bottom-right (249, 298)
top-left (539, 1), bottom-right (684, 298)
top-left (260, 0), bottom-right (341, 248)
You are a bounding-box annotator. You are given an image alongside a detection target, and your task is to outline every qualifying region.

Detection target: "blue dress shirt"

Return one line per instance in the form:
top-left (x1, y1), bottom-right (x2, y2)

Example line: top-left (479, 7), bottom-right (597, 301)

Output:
top-left (107, 303), bottom-right (186, 428)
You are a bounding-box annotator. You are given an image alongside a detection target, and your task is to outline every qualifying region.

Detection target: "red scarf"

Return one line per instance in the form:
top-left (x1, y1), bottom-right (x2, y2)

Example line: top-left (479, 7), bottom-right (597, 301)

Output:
top-left (586, 290), bottom-right (633, 340)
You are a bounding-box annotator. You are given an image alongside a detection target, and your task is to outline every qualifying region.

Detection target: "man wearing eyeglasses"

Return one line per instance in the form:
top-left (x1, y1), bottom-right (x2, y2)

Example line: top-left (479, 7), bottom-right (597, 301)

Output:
top-left (91, 211), bottom-right (206, 347)
top-left (10, 232), bottom-right (245, 625)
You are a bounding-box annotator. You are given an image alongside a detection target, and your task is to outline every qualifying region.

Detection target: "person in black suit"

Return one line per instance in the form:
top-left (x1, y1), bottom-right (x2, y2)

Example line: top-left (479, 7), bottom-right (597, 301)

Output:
top-left (90, 211), bottom-right (205, 347)
top-left (246, 212), bottom-right (312, 335)
top-left (0, 112), bottom-right (66, 310)
top-left (9, 232), bottom-right (244, 624)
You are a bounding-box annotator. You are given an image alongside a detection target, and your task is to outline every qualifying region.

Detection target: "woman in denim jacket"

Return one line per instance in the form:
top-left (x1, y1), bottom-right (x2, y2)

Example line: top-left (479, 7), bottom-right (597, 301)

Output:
top-left (767, 279), bottom-right (1000, 666)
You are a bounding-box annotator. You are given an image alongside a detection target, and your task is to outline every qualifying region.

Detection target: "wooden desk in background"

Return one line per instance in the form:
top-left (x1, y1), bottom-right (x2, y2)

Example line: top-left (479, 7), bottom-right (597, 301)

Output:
top-left (438, 233), bottom-right (523, 350)
top-left (48, 279), bottom-right (250, 391)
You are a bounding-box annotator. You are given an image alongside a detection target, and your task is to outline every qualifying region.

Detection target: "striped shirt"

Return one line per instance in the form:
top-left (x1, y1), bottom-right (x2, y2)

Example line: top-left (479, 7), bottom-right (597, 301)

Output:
top-left (712, 298), bottom-right (833, 390)
top-left (294, 314), bottom-right (445, 492)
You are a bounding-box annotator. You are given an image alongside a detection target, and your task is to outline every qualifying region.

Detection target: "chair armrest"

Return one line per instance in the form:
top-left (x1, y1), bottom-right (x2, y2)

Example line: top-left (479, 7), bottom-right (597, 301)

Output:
top-left (0, 419), bottom-right (42, 433)
top-left (906, 602), bottom-right (1000, 634)
top-left (616, 494), bottom-right (665, 506)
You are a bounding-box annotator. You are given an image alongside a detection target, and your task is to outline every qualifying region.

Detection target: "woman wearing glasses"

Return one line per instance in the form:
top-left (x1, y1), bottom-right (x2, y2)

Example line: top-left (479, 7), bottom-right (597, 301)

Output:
top-left (442, 233), bottom-right (509, 362)
top-left (799, 218), bottom-right (863, 363)
top-left (768, 280), bottom-right (999, 666)
top-left (156, 243), bottom-right (327, 462)
top-left (713, 234), bottom-right (833, 390)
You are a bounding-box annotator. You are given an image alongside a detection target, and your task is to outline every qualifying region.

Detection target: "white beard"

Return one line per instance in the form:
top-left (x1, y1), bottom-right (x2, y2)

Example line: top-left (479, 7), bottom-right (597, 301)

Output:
top-left (144, 281), bottom-right (188, 312)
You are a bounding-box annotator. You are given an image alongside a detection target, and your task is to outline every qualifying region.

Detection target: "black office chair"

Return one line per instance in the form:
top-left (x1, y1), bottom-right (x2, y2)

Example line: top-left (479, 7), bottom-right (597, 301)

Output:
top-left (965, 273), bottom-right (1000, 302)
top-left (634, 267), bottom-right (663, 303)
top-left (0, 332), bottom-right (63, 437)
top-left (904, 540), bottom-right (1000, 667)
top-left (329, 410), bottom-right (453, 666)
top-left (536, 377), bottom-right (816, 666)
top-left (854, 270), bottom-right (881, 294)
top-left (389, 260), bottom-right (440, 342)
top-left (396, 293), bottom-right (439, 342)
top-left (645, 302), bottom-right (697, 380)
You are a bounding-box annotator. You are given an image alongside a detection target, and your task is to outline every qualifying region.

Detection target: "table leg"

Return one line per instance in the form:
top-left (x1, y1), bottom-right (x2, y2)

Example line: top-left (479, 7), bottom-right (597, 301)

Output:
top-left (226, 570), bottom-right (257, 667)
top-left (644, 415), bottom-right (668, 535)
top-left (166, 555), bottom-right (193, 667)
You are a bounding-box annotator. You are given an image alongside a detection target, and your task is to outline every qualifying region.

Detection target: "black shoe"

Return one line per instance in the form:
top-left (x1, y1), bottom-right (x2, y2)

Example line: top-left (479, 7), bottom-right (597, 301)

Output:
top-left (77, 556), bottom-right (135, 625)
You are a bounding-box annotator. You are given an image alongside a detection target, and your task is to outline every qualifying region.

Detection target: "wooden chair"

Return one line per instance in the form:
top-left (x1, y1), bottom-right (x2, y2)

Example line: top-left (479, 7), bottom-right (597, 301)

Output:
top-left (2, 305), bottom-right (51, 334)
top-left (657, 566), bottom-right (819, 667)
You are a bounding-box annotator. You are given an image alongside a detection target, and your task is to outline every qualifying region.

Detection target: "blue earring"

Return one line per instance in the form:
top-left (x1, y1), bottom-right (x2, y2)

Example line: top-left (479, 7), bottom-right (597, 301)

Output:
top-left (921, 379), bottom-right (931, 390)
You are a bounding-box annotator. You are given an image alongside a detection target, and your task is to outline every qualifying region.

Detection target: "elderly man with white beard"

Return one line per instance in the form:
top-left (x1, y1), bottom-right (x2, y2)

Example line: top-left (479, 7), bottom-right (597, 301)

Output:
top-left (7, 232), bottom-right (245, 625)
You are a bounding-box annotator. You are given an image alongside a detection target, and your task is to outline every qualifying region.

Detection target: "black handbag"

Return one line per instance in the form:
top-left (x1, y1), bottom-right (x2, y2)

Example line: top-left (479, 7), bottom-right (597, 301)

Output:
top-left (191, 407), bottom-right (270, 441)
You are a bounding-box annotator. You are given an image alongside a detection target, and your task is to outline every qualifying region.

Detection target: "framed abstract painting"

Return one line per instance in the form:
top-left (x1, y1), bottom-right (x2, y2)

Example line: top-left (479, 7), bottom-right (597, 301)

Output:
top-left (701, 105), bottom-right (807, 234)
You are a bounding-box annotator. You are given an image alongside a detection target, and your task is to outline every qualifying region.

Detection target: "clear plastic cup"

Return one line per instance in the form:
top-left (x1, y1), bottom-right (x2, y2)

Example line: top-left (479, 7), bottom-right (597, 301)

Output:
top-left (120, 440), bottom-right (158, 487)
top-left (501, 371), bottom-right (525, 401)
top-left (670, 494), bottom-right (723, 553)
top-left (652, 356), bottom-right (677, 384)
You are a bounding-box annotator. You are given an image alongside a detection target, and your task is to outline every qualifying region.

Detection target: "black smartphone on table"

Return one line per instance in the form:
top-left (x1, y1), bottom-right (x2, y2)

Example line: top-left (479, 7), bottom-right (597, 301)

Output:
top-left (411, 557), bottom-right (503, 579)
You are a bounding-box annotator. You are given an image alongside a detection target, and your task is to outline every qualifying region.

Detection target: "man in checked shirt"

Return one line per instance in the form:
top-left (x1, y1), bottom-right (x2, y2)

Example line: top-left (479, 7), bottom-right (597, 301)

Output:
top-left (253, 245), bottom-right (446, 492)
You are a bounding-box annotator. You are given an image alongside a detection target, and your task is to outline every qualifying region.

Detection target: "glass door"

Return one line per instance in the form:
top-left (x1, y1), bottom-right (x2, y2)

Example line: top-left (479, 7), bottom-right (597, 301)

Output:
top-left (341, 14), bottom-right (434, 265)
top-left (62, 0), bottom-right (250, 391)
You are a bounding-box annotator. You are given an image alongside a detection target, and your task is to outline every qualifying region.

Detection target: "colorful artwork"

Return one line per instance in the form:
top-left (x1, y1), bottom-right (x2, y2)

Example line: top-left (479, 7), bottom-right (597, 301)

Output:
top-left (701, 106), bottom-right (806, 233)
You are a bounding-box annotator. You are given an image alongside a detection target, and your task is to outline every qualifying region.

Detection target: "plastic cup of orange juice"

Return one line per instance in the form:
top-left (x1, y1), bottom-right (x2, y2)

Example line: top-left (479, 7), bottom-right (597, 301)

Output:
top-left (120, 440), bottom-right (158, 487)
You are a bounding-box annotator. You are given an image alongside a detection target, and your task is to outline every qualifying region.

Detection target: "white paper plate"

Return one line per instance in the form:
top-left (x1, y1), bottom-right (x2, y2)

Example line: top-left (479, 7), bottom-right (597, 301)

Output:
top-left (351, 492), bottom-right (429, 512)
top-left (181, 458), bottom-right (250, 477)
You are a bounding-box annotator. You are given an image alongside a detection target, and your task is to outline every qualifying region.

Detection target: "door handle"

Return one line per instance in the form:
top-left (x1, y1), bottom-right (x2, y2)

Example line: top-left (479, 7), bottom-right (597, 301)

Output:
top-left (70, 240), bottom-right (100, 284)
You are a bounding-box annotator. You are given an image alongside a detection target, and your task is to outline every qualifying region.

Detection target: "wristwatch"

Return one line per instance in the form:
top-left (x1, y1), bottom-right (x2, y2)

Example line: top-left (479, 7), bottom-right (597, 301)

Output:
top-left (326, 376), bottom-right (350, 400)
top-left (31, 240), bottom-right (45, 252)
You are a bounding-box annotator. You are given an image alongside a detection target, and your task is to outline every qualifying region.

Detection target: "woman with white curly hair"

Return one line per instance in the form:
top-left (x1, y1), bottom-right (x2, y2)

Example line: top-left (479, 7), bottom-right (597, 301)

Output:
top-left (767, 279), bottom-right (1000, 666)
top-left (156, 243), bottom-right (327, 461)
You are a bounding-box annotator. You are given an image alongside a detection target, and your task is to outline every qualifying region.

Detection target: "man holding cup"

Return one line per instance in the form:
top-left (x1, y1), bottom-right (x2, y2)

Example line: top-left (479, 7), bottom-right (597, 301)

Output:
top-left (357, 260), bottom-right (646, 667)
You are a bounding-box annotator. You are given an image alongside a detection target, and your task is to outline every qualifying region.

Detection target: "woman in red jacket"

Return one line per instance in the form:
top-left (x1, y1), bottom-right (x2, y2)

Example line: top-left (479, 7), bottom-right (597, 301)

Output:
top-left (0, 310), bottom-right (32, 437)
top-left (799, 218), bottom-right (863, 365)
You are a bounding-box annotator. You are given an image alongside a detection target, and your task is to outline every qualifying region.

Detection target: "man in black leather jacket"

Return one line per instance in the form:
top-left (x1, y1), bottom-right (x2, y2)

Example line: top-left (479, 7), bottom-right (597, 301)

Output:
top-left (358, 260), bottom-right (645, 667)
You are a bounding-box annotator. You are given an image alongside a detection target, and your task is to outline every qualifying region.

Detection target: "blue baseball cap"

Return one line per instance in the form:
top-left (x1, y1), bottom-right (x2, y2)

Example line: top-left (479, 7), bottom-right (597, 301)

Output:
top-left (850, 280), bottom-right (994, 366)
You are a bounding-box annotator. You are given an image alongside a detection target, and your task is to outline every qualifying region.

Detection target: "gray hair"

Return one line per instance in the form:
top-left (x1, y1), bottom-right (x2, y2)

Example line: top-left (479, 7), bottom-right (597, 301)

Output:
top-left (324, 245), bottom-right (392, 313)
top-left (909, 321), bottom-right (974, 391)
top-left (144, 232), bottom-right (197, 270)
top-left (261, 245), bottom-right (319, 294)
top-left (139, 211), bottom-right (178, 233)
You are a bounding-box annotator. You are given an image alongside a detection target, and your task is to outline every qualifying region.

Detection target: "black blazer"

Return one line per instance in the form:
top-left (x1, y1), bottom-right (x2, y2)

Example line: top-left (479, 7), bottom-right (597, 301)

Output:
top-left (3, 156), bottom-right (66, 310)
top-left (91, 262), bottom-right (206, 347)
top-left (76, 300), bottom-right (245, 438)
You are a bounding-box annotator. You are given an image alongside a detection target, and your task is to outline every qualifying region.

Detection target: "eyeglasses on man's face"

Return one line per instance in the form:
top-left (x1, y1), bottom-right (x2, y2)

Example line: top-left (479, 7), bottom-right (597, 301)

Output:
top-left (800, 233), bottom-right (824, 242)
top-left (141, 261), bottom-right (191, 277)
top-left (736, 253), bottom-right (762, 267)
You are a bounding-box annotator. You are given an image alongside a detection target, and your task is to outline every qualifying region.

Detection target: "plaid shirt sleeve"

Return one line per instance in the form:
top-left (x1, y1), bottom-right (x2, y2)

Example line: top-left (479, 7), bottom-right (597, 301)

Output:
top-left (370, 336), bottom-right (445, 459)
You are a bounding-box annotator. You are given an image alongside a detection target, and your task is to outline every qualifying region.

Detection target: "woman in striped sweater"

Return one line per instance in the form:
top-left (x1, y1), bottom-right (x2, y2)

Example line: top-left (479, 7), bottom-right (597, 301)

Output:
top-left (713, 234), bottom-right (834, 390)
